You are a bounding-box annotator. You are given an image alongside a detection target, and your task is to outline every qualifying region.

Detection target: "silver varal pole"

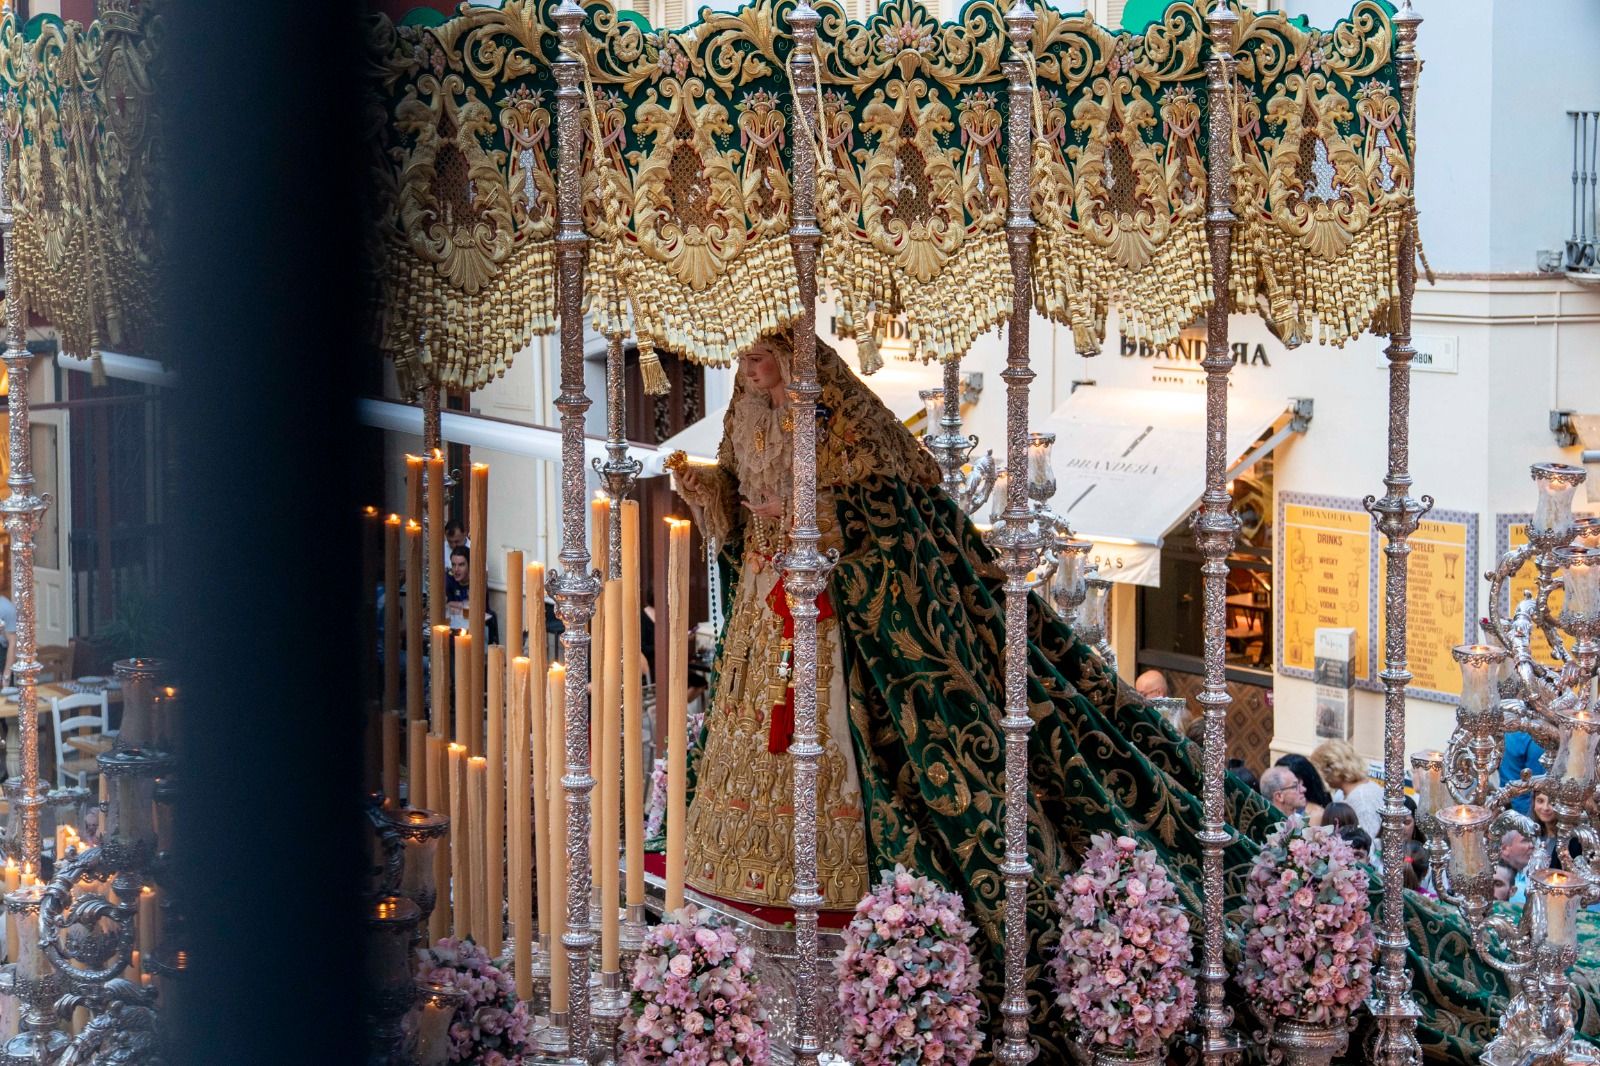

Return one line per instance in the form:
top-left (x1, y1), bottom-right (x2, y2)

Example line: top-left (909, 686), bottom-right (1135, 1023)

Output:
top-left (783, 7), bottom-right (831, 1064)
top-left (1191, 5), bottom-right (1242, 1064)
top-left (0, 116), bottom-right (46, 877)
top-left (552, 2), bottom-right (599, 1058)
top-left (994, 4), bottom-right (1040, 1062)
top-left (1364, 3), bottom-right (1425, 1062)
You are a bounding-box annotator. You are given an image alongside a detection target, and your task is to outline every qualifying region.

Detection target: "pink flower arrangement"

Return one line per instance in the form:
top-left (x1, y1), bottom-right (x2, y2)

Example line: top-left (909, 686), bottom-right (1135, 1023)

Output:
top-left (620, 905), bottom-right (769, 1064)
top-left (834, 865), bottom-right (984, 1066)
top-left (414, 936), bottom-right (536, 1065)
top-left (1239, 815), bottom-right (1376, 1025)
top-left (1047, 833), bottom-right (1196, 1055)
top-left (644, 757), bottom-right (668, 841)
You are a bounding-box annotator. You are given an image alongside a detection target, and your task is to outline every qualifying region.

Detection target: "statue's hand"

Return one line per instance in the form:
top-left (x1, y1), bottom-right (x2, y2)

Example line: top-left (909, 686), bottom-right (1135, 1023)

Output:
top-left (741, 497), bottom-right (784, 519)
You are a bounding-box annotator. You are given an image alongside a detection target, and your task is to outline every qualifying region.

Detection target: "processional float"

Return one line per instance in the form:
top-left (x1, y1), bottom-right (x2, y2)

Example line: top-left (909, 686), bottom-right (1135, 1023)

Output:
top-left (366, 0), bottom-right (1427, 1062)
top-left (0, 0), bottom-right (1457, 1061)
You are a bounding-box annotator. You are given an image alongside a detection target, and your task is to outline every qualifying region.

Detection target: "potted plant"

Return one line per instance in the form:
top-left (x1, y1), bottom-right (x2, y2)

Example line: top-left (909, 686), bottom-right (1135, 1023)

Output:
top-left (1239, 815), bottom-right (1376, 1065)
top-left (834, 865), bottom-right (985, 1065)
top-left (1048, 833), bottom-right (1196, 1065)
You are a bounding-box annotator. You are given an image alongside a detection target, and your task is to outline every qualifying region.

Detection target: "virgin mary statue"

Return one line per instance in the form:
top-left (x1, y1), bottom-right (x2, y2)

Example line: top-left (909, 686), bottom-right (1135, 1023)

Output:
top-left (671, 329), bottom-right (1566, 1062)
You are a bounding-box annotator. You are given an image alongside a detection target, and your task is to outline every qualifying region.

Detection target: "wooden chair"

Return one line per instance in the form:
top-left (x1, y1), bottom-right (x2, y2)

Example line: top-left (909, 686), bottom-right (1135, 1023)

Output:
top-left (51, 691), bottom-right (111, 790)
top-left (35, 646), bottom-right (73, 684)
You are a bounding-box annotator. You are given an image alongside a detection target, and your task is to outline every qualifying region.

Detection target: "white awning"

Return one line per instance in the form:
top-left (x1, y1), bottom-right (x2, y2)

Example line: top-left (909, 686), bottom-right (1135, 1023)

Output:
top-left (1041, 385), bottom-right (1303, 587)
top-left (645, 360), bottom-right (944, 474)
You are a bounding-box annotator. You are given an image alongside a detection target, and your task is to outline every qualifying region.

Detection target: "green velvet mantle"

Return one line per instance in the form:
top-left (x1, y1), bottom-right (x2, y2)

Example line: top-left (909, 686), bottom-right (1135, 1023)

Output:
top-left (693, 471), bottom-right (1597, 1063)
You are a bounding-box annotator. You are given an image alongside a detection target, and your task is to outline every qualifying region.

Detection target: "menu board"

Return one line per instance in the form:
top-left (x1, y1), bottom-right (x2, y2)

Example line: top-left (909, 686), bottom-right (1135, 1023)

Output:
top-left (1501, 518), bottom-right (1563, 666)
top-left (1376, 512), bottom-right (1477, 700)
top-left (1278, 495), bottom-right (1374, 681)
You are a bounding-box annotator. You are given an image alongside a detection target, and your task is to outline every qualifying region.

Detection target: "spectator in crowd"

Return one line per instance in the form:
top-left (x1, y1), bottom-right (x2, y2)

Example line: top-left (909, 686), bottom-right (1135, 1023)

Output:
top-left (1320, 802), bottom-right (1358, 831)
top-left (1260, 765), bottom-right (1306, 819)
top-left (1501, 827), bottom-right (1534, 904)
top-left (1226, 757), bottom-right (1258, 794)
top-left (1135, 670), bottom-right (1169, 701)
top-left (1312, 739), bottom-right (1383, 840)
top-left (1499, 731), bottom-right (1544, 818)
top-left (1405, 841), bottom-right (1435, 898)
top-left (1492, 862), bottom-right (1516, 903)
top-left (1274, 753), bottom-right (1331, 826)
top-left (1340, 826), bottom-right (1372, 865)
top-left (1403, 794), bottom-right (1421, 843)
top-left (443, 520), bottom-right (468, 571)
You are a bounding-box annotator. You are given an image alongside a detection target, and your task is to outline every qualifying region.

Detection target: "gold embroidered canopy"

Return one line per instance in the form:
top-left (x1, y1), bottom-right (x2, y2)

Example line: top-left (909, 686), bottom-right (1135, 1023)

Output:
top-left (0, 0), bottom-right (1412, 392)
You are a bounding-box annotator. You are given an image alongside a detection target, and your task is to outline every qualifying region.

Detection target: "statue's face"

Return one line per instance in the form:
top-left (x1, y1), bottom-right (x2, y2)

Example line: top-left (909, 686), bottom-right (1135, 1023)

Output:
top-left (737, 341), bottom-right (785, 392)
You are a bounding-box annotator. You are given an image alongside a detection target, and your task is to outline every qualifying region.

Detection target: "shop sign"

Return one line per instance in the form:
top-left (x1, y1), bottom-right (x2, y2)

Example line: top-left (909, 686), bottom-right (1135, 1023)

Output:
top-left (1377, 511), bottom-right (1479, 701)
top-left (1374, 333), bottom-right (1458, 374)
top-left (1277, 494), bottom-right (1375, 684)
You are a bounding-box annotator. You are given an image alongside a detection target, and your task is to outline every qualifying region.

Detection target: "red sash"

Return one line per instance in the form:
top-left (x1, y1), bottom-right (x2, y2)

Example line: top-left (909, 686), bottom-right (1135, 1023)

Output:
top-left (764, 582), bottom-right (833, 754)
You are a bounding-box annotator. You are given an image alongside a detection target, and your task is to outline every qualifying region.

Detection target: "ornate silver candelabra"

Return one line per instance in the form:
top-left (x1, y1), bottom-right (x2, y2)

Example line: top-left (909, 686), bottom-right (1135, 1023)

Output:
top-left (920, 361), bottom-right (997, 517)
top-left (1414, 462), bottom-right (1600, 1066)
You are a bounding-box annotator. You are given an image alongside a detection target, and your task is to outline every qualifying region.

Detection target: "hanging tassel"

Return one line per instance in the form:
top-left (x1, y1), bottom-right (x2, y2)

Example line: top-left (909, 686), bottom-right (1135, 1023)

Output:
top-left (638, 337), bottom-right (671, 396)
top-left (857, 333), bottom-right (883, 375)
top-left (90, 350), bottom-right (107, 388)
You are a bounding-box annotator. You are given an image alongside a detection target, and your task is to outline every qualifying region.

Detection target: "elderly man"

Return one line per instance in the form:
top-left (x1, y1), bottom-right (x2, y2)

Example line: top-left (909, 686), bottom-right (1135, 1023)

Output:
top-left (1135, 669), bottom-right (1169, 701)
top-left (1260, 764), bottom-right (1307, 819)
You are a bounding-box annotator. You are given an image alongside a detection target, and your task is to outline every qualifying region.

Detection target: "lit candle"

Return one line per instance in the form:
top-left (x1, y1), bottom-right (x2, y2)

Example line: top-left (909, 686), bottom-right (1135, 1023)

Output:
top-left (5, 859), bottom-right (19, 894)
top-left (1051, 540), bottom-right (1092, 609)
top-left (382, 710), bottom-right (401, 809)
top-left (665, 518), bottom-right (690, 913)
top-left (1453, 644), bottom-right (1507, 720)
top-left (127, 949), bottom-right (141, 985)
top-left (547, 662), bottom-right (569, 1015)
top-left (454, 632), bottom-right (472, 752)
top-left (1078, 576), bottom-right (1110, 638)
top-left (427, 450), bottom-right (446, 627)
top-left (428, 737), bottom-right (450, 944)
top-left (406, 520), bottom-right (425, 722)
top-left (408, 719), bottom-right (428, 809)
top-left (448, 743), bottom-right (469, 939)
top-left (1557, 546), bottom-right (1600, 625)
top-left (1574, 516), bottom-right (1600, 551)
top-left (431, 624), bottom-right (452, 743)
top-left (384, 514), bottom-right (402, 712)
top-left (1534, 868), bottom-right (1582, 948)
top-left (526, 562), bottom-right (550, 942)
top-left (989, 471), bottom-right (1009, 524)
top-left (1410, 750), bottom-right (1447, 819)
top-left (622, 501), bottom-right (645, 913)
top-left (1532, 462), bottom-right (1586, 537)
top-left (468, 464), bottom-right (489, 757)
top-left (406, 454), bottom-right (425, 531)
top-left (509, 656), bottom-right (533, 1002)
top-left (1555, 708), bottom-right (1600, 788)
top-left (1027, 431), bottom-right (1056, 499)
top-left (589, 494), bottom-right (611, 911)
top-left (467, 756), bottom-right (488, 947)
top-left (919, 388), bottom-right (943, 439)
top-left (11, 892), bottom-right (41, 981)
top-left (485, 646), bottom-right (505, 950)
top-left (600, 574), bottom-right (622, 973)
top-left (138, 886), bottom-right (156, 959)
top-left (506, 550), bottom-right (524, 663)
top-left (1437, 803), bottom-right (1491, 883)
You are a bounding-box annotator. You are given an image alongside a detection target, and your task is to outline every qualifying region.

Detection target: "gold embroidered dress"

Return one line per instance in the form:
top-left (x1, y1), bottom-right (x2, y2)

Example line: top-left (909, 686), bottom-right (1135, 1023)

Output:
top-left (676, 369), bottom-right (875, 910)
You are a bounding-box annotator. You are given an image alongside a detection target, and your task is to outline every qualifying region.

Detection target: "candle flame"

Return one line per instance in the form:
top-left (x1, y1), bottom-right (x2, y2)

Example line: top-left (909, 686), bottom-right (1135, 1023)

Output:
top-left (386, 513), bottom-right (402, 525)
top-left (432, 449), bottom-right (443, 461)
top-left (433, 624), bottom-right (451, 635)
top-left (406, 454), bottom-right (423, 464)
top-left (407, 519), bottom-right (422, 532)
top-left (448, 743), bottom-right (467, 755)
top-left (549, 663), bottom-right (566, 678)
top-left (1547, 870), bottom-right (1572, 887)
top-left (364, 505), bottom-right (379, 516)
top-left (473, 462), bottom-right (488, 474)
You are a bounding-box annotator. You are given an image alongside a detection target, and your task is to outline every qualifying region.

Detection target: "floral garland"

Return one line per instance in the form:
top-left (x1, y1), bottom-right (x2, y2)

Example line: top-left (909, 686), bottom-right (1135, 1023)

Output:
top-left (834, 865), bottom-right (985, 1066)
top-left (620, 905), bottom-right (769, 1064)
top-left (1047, 833), bottom-right (1196, 1055)
top-left (644, 757), bottom-right (669, 842)
top-left (414, 937), bottom-right (536, 1065)
top-left (1239, 815), bottom-right (1377, 1025)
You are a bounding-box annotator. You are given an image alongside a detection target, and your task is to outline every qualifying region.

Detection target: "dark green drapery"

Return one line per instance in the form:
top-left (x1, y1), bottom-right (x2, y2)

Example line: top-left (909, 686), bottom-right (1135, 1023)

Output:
top-left (694, 471), bottom-right (1597, 1063)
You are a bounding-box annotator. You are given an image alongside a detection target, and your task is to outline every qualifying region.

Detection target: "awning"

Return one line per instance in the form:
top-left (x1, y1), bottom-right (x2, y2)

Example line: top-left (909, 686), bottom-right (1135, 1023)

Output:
top-left (1041, 386), bottom-right (1307, 587)
top-left (645, 360), bottom-right (945, 473)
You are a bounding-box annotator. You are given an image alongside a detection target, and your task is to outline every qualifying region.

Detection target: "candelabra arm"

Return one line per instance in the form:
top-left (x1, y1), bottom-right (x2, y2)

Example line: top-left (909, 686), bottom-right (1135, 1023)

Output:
top-left (1484, 544), bottom-right (1534, 652)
